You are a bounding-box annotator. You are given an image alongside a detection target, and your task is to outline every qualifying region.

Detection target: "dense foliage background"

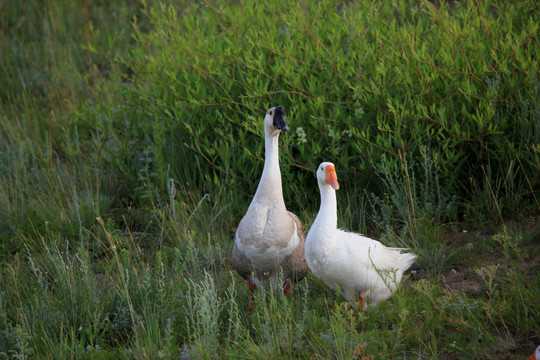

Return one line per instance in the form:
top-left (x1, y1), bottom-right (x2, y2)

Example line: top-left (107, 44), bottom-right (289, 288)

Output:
top-left (1, 0), bottom-right (538, 359)
top-left (79, 0), bottom-right (539, 220)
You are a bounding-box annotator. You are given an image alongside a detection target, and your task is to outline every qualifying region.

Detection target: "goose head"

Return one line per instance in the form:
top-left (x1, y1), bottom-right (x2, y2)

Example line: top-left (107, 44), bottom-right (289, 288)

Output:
top-left (264, 105), bottom-right (289, 136)
top-left (316, 162), bottom-right (340, 190)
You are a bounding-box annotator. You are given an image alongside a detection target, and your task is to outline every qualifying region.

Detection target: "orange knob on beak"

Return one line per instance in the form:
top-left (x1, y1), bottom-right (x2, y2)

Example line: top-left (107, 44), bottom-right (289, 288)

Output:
top-left (325, 164), bottom-right (339, 190)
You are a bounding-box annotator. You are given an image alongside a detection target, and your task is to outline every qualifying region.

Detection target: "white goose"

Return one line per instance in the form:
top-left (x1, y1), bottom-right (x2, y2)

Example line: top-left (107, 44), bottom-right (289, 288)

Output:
top-left (306, 162), bottom-right (417, 310)
top-left (232, 105), bottom-right (308, 310)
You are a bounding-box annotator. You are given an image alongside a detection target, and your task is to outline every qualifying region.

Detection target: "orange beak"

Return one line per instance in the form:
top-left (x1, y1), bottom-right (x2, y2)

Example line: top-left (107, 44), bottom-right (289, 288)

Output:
top-left (527, 346), bottom-right (540, 360)
top-left (325, 164), bottom-right (339, 190)
top-left (528, 346), bottom-right (540, 360)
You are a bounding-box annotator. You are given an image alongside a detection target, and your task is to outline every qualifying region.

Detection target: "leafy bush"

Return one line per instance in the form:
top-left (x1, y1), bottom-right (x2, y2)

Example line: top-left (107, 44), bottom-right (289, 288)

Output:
top-left (1, 1), bottom-right (540, 358)
top-left (76, 0), bottom-right (539, 219)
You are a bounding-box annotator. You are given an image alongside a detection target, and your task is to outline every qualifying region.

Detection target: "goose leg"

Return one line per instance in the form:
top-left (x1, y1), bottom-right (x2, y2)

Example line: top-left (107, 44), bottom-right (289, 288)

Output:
top-left (283, 283), bottom-right (291, 296)
top-left (248, 281), bottom-right (256, 312)
top-left (358, 297), bottom-right (366, 311)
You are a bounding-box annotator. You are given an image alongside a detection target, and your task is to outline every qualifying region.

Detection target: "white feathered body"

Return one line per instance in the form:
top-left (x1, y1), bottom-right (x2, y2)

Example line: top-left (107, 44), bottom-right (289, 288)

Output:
top-left (306, 162), bottom-right (416, 308)
top-left (232, 106), bottom-right (308, 291)
top-left (306, 226), bottom-right (416, 306)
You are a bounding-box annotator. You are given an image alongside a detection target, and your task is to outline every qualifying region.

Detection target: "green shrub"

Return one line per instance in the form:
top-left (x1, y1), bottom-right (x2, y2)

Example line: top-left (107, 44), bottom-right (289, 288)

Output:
top-left (1, 1), bottom-right (539, 358)
top-left (76, 0), bottom-right (539, 219)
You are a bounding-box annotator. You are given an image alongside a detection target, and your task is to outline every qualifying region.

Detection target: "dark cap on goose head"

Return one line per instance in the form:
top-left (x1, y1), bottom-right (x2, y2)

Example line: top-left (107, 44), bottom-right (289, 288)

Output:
top-left (269, 105), bottom-right (289, 132)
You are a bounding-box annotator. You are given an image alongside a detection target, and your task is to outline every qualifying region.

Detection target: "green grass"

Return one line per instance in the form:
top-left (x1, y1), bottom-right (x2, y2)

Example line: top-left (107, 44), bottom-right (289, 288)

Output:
top-left (1, 0), bottom-right (539, 359)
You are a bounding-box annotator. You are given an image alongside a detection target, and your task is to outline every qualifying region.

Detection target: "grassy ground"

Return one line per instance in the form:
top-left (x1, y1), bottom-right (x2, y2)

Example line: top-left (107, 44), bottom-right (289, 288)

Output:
top-left (1, 0), bottom-right (539, 359)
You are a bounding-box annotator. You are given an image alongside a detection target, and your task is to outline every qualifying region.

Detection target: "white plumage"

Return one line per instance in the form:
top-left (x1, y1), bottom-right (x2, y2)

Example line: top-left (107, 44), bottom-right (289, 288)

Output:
top-left (306, 162), bottom-right (417, 310)
top-left (232, 106), bottom-right (308, 310)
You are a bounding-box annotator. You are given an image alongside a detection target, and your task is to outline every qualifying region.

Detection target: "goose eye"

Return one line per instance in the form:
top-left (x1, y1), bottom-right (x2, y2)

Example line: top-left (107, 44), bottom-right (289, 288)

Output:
top-left (269, 111), bottom-right (273, 116)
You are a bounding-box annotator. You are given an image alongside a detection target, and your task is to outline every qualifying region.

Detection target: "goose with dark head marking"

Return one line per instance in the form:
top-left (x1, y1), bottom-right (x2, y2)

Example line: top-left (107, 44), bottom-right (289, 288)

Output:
top-left (306, 162), bottom-right (417, 310)
top-left (232, 105), bottom-right (308, 311)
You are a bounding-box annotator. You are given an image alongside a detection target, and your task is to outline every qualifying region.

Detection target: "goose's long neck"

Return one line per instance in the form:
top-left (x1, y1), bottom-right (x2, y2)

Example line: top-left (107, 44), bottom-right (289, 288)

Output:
top-left (253, 132), bottom-right (284, 204)
top-left (314, 183), bottom-right (338, 230)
